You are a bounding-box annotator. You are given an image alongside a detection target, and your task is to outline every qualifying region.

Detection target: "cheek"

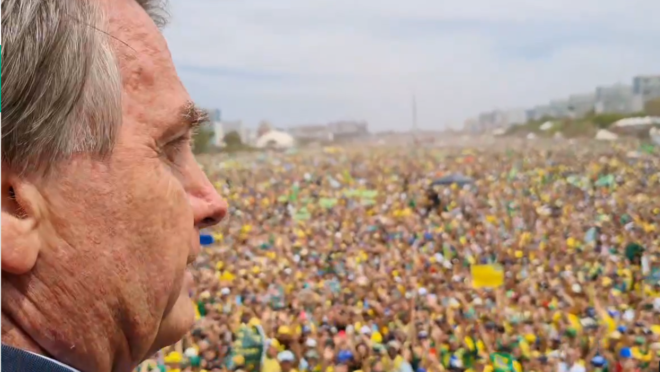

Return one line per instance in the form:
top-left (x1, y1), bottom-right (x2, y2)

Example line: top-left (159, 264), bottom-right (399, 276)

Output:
top-left (136, 169), bottom-right (192, 264)
top-left (105, 154), bottom-right (194, 297)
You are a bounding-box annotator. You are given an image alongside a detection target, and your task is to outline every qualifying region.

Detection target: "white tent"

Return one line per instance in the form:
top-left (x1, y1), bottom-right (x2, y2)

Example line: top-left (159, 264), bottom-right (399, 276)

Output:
top-left (255, 130), bottom-right (295, 149)
top-left (614, 117), bottom-right (660, 128)
top-left (492, 128), bottom-right (506, 136)
top-left (539, 121), bottom-right (554, 131)
top-left (595, 129), bottom-right (618, 141)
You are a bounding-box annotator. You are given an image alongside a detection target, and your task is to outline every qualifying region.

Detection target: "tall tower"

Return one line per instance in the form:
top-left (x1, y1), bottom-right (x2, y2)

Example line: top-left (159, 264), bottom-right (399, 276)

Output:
top-left (412, 92), bottom-right (418, 140)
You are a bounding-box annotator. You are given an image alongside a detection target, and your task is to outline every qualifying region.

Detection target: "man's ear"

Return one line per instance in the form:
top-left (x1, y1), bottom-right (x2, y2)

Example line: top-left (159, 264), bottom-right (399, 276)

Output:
top-left (2, 170), bottom-right (44, 275)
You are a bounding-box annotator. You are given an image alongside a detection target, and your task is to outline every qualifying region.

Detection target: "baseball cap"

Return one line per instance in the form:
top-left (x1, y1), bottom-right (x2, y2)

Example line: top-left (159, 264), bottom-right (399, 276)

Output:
top-left (278, 351), bottom-right (295, 363)
top-left (337, 350), bottom-right (353, 363)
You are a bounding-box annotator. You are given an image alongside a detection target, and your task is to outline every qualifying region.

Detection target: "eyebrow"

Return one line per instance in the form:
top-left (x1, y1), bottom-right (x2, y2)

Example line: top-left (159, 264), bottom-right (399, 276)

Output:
top-left (159, 101), bottom-right (208, 144)
top-left (181, 101), bottom-right (210, 130)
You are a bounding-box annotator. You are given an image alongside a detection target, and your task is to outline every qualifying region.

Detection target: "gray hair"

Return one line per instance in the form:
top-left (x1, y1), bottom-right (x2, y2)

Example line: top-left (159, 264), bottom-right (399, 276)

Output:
top-left (2, 0), bottom-right (122, 175)
top-left (137, 0), bottom-right (170, 29)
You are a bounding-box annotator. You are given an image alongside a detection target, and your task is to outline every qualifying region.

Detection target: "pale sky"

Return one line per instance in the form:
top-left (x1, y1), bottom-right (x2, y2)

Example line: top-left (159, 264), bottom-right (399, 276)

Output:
top-left (163, 0), bottom-right (660, 131)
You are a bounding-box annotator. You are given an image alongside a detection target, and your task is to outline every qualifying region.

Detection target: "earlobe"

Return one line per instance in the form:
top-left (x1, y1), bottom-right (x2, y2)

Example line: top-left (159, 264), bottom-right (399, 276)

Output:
top-left (1, 214), bottom-right (41, 274)
top-left (1, 179), bottom-right (45, 275)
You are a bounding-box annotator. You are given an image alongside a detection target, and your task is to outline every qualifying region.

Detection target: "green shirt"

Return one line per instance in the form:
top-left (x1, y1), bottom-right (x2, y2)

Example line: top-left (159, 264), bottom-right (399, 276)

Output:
top-left (490, 352), bottom-right (515, 372)
top-left (625, 242), bottom-right (644, 264)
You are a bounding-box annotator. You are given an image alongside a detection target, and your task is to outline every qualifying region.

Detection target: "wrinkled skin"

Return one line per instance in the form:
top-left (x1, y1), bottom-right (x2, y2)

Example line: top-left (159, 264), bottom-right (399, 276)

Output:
top-left (1, 1), bottom-right (227, 371)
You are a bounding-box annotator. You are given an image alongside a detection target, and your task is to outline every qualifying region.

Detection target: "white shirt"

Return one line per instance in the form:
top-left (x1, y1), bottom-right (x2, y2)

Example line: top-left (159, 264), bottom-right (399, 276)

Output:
top-left (557, 362), bottom-right (586, 372)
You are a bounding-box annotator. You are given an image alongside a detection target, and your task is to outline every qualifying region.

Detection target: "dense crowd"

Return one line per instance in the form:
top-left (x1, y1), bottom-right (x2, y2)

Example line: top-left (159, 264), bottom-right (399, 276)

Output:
top-left (138, 141), bottom-right (660, 372)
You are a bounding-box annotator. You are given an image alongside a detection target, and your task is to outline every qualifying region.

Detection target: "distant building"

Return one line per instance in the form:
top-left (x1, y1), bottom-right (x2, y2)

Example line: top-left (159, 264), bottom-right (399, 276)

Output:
top-left (212, 121), bottom-right (224, 147)
top-left (633, 75), bottom-right (660, 102)
top-left (501, 108), bottom-right (527, 127)
top-left (289, 124), bottom-right (333, 142)
top-left (594, 84), bottom-right (638, 114)
top-left (214, 120), bottom-right (253, 146)
top-left (475, 109), bottom-right (525, 131)
top-left (476, 112), bottom-right (491, 130)
top-left (289, 121), bottom-right (369, 142)
top-left (207, 108), bottom-right (222, 122)
top-left (477, 111), bottom-right (505, 130)
top-left (463, 118), bottom-right (479, 133)
top-left (549, 99), bottom-right (571, 118)
top-left (568, 93), bottom-right (596, 117)
top-left (527, 105), bottom-right (553, 121)
top-left (476, 112), bottom-right (490, 131)
top-left (327, 121), bottom-right (369, 140)
top-left (466, 73), bottom-right (660, 134)
top-left (201, 108), bottom-right (223, 147)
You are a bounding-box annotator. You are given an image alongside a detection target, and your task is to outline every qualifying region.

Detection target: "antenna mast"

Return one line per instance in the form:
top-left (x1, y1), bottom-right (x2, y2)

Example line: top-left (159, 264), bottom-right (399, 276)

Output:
top-left (412, 92), bottom-right (418, 139)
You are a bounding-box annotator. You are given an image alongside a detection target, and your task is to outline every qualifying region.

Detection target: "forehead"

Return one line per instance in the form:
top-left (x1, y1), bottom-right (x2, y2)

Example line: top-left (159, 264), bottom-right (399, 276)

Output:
top-left (102, 0), bottom-right (188, 137)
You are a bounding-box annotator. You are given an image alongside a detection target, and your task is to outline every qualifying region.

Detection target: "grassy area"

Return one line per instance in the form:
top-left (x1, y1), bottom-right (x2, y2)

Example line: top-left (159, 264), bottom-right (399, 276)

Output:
top-left (219, 144), bottom-right (259, 154)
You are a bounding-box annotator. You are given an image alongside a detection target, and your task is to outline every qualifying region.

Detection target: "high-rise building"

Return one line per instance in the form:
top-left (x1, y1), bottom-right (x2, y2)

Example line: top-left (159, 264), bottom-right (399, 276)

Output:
top-left (288, 124), bottom-right (333, 142)
top-left (527, 105), bottom-right (553, 121)
top-left (466, 73), bottom-right (660, 129)
top-left (477, 111), bottom-right (501, 130)
top-left (594, 84), bottom-right (639, 114)
top-left (327, 121), bottom-right (369, 140)
top-left (207, 108), bottom-right (222, 122)
top-left (549, 99), bottom-right (571, 118)
top-left (633, 75), bottom-right (660, 102)
top-left (463, 118), bottom-right (479, 133)
top-left (501, 108), bottom-right (527, 127)
top-left (568, 93), bottom-right (596, 117)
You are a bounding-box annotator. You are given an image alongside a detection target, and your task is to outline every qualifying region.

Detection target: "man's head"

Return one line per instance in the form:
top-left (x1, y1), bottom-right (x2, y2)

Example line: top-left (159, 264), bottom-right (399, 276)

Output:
top-left (1, 0), bottom-right (226, 371)
top-left (277, 351), bottom-right (295, 372)
top-left (268, 339), bottom-right (281, 358)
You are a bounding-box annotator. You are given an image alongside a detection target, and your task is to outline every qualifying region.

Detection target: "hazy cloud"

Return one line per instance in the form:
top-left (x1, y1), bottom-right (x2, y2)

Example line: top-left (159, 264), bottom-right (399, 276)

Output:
top-left (164, 0), bottom-right (660, 130)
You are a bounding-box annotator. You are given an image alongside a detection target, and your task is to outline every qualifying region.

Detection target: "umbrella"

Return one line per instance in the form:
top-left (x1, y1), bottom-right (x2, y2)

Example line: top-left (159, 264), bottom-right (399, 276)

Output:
top-left (431, 174), bottom-right (474, 187)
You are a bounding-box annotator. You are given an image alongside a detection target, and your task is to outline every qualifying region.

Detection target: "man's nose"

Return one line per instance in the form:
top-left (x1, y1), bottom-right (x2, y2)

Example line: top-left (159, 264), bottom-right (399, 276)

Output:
top-left (189, 175), bottom-right (227, 229)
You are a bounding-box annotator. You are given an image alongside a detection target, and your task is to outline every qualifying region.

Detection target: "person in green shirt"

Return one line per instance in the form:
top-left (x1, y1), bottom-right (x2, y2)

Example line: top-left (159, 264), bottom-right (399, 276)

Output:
top-left (489, 349), bottom-right (517, 372)
top-left (625, 242), bottom-right (644, 265)
top-left (460, 337), bottom-right (480, 370)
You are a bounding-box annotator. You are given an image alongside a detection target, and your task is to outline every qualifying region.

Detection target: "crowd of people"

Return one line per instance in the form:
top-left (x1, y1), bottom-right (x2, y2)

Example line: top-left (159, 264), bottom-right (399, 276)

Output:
top-left (138, 141), bottom-right (660, 372)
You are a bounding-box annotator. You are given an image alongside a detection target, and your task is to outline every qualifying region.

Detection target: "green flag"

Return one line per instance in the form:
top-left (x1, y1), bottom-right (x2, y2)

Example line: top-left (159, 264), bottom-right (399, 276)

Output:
top-left (595, 174), bottom-right (614, 187)
top-left (490, 352), bottom-right (516, 372)
top-left (290, 184), bottom-right (300, 201)
top-left (641, 143), bottom-right (655, 154)
top-left (226, 324), bottom-right (265, 372)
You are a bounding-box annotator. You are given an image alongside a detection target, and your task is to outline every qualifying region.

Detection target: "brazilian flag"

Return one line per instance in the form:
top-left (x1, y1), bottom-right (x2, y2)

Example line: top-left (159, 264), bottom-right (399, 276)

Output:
top-left (225, 323), bottom-right (265, 372)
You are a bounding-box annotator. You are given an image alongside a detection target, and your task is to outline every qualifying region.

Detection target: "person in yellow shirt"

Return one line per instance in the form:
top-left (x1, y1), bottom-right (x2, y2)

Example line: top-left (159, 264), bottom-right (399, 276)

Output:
top-left (383, 340), bottom-right (404, 371)
top-left (278, 351), bottom-right (299, 372)
top-left (263, 340), bottom-right (283, 372)
top-left (631, 337), bottom-right (652, 369)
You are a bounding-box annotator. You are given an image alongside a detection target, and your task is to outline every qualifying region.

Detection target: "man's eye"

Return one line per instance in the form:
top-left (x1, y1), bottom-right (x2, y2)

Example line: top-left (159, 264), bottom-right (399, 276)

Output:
top-left (162, 135), bottom-right (192, 162)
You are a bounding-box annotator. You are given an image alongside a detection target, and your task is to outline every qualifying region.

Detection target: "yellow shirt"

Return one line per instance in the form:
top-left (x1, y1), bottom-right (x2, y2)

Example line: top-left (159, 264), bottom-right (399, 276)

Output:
top-left (262, 358), bottom-right (282, 372)
top-left (632, 347), bottom-right (652, 362)
top-left (393, 355), bottom-right (404, 370)
top-left (381, 355), bottom-right (403, 372)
